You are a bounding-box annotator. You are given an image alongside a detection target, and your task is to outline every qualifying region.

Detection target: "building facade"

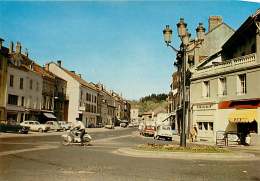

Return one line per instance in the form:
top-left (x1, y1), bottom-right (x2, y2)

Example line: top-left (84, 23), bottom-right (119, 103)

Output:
top-left (0, 38), bottom-right (8, 121)
top-left (190, 11), bottom-right (260, 144)
top-left (46, 61), bottom-right (99, 126)
top-left (6, 42), bottom-right (43, 123)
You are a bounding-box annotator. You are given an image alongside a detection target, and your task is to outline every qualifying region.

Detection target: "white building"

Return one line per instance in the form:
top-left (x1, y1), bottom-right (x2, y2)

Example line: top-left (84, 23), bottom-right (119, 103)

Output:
top-left (46, 61), bottom-right (99, 126)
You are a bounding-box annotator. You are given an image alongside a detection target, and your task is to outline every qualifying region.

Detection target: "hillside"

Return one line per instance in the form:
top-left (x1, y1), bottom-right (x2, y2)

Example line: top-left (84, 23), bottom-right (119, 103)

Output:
top-left (130, 93), bottom-right (168, 114)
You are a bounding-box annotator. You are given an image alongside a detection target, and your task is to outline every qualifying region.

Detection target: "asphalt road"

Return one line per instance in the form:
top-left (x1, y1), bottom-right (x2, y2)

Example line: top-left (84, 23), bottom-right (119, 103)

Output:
top-left (0, 128), bottom-right (260, 181)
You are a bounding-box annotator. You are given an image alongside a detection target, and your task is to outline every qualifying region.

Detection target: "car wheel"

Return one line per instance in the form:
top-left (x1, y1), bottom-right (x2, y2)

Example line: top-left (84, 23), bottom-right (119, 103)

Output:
top-left (38, 128), bottom-right (43, 133)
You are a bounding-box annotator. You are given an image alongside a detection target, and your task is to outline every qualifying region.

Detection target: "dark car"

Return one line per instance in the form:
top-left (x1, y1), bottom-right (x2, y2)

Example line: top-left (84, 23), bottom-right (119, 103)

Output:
top-left (0, 120), bottom-right (29, 134)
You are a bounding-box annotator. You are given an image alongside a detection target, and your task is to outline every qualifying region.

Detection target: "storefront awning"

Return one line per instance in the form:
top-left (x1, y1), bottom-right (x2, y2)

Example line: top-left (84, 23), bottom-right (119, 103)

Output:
top-left (228, 109), bottom-right (257, 123)
top-left (43, 113), bottom-right (56, 119)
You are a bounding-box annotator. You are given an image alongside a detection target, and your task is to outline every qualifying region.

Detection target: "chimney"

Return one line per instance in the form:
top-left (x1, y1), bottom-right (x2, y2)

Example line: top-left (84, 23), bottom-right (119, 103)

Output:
top-left (208, 16), bottom-right (222, 32)
top-left (196, 23), bottom-right (206, 40)
top-left (57, 60), bottom-right (62, 67)
top-left (9, 41), bottom-right (14, 53)
top-left (16, 42), bottom-right (22, 54)
top-left (78, 74), bottom-right (82, 78)
top-left (0, 38), bottom-right (4, 50)
top-left (25, 48), bottom-right (29, 57)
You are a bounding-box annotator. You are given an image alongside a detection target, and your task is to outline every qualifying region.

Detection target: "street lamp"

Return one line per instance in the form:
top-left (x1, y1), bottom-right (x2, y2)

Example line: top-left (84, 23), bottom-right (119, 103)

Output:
top-left (163, 18), bottom-right (203, 147)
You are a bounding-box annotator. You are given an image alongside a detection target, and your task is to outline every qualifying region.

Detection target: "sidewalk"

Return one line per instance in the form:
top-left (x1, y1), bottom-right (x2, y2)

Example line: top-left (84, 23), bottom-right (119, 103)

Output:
top-left (0, 126), bottom-right (129, 138)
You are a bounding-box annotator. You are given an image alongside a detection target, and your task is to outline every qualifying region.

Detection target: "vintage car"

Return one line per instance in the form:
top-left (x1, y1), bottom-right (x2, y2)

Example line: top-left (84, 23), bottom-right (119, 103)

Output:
top-left (154, 125), bottom-right (173, 141)
top-left (142, 125), bottom-right (156, 137)
top-left (20, 120), bottom-right (50, 132)
top-left (0, 120), bottom-right (29, 134)
top-left (46, 121), bottom-right (63, 131)
top-left (58, 121), bottom-right (71, 131)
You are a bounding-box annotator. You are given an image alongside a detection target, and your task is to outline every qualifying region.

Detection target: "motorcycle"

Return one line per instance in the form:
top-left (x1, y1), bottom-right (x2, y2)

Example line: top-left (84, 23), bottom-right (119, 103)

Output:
top-left (61, 128), bottom-right (92, 146)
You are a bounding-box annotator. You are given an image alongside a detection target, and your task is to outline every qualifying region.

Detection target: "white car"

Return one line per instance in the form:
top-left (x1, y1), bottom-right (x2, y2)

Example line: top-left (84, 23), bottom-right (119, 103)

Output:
top-left (58, 121), bottom-right (71, 131)
top-left (154, 125), bottom-right (173, 141)
top-left (20, 121), bottom-right (50, 132)
top-left (46, 121), bottom-right (62, 132)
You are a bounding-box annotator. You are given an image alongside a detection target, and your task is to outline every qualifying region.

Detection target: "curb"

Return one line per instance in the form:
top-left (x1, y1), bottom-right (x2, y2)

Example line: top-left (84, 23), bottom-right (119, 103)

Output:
top-left (114, 147), bottom-right (257, 161)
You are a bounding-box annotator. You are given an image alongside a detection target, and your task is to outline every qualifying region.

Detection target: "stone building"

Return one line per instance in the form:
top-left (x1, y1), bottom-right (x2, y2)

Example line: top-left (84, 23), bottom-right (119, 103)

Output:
top-left (190, 10), bottom-right (260, 144)
top-left (0, 38), bottom-right (9, 121)
top-left (46, 61), bottom-right (99, 126)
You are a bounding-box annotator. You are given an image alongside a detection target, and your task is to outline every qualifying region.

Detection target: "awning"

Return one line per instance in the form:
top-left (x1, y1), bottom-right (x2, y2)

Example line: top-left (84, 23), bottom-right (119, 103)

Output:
top-left (228, 109), bottom-right (257, 123)
top-left (43, 113), bottom-right (56, 119)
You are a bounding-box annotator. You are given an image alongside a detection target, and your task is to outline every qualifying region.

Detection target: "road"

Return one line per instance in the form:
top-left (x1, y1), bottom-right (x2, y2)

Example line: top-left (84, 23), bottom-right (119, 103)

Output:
top-left (0, 128), bottom-right (260, 181)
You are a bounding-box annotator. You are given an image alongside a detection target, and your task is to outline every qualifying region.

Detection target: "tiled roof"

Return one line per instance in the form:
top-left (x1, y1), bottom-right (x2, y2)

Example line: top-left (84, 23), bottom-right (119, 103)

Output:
top-left (33, 63), bottom-right (55, 80)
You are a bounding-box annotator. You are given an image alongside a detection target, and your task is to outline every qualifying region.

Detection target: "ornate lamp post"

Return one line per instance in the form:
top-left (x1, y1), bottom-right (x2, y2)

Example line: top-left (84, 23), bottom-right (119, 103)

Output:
top-left (163, 18), bottom-right (203, 147)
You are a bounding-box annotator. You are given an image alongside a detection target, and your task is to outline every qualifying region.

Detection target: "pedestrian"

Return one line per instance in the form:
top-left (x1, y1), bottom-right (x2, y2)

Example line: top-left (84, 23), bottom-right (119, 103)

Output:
top-left (190, 125), bottom-right (198, 142)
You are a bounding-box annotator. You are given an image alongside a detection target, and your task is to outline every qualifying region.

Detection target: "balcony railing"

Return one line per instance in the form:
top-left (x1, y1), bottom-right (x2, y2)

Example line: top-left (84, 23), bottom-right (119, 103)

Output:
top-left (193, 53), bottom-right (257, 78)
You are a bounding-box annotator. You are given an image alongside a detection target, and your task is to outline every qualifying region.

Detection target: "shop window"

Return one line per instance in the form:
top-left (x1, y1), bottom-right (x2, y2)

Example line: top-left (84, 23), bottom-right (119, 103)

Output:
top-left (203, 122), bottom-right (208, 130)
top-left (198, 122), bottom-right (202, 130)
top-left (209, 122), bottom-right (213, 131)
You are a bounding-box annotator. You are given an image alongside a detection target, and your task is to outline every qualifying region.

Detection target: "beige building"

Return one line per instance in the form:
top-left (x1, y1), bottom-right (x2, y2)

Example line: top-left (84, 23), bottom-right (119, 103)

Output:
top-left (46, 61), bottom-right (99, 126)
top-left (190, 11), bottom-right (260, 144)
top-left (0, 38), bottom-right (8, 121)
top-left (6, 42), bottom-right (43, 122)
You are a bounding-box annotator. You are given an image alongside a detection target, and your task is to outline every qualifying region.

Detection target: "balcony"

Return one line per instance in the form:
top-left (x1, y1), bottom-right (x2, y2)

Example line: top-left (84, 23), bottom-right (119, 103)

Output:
top-left (193, 53), bottom-right (257, 79)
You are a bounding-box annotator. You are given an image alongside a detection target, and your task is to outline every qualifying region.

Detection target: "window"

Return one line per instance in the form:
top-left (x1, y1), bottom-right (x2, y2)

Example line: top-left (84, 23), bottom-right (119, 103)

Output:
top-left (209, 122), bottom-right (213, 131)
top-left (198, 122), bottom-right (202, 130)
top-left (203, 122), bottom-right (208, 130)
top-left (36, 82), bottom-right (39, 91)
top-left (8, 94), bottom-right (18, 105)
top-left (10, 75), bottom-right (14, 87)
top-left (30, 79), bottom-right (33, 90)
top-left (218, 77), bottom-right (227, 96)
top-left (237, 74), bottom-right (246, 95)
top-left (202, 81), bottom-right (210, 98)
top-left (20, 78), bottom-right (23, 89)
top-left (21, 96), bottom-right (24, 106)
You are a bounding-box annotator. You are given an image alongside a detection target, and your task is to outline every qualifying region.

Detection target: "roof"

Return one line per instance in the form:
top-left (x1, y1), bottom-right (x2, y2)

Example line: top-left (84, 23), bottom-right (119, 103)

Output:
top-left (33, 63), bottom-right (55, 80)
top-left (222, 10), bottom-right (260, 49)
top-left (49, 62), bottom-right (97, 92)
top-left (196, 51), bottom-right (222, 69)
top-left (205, 22), bottom-right (235, 36)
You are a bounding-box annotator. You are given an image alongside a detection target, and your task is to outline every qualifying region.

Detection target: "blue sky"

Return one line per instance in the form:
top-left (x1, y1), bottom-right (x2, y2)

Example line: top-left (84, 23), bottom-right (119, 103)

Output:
top-left (0, 1), bottom-right (259, 100)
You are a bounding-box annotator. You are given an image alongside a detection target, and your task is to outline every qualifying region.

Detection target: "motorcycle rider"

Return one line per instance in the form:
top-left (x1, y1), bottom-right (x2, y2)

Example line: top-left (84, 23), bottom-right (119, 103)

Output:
top-left (72, 119), bottom-right (86, 145)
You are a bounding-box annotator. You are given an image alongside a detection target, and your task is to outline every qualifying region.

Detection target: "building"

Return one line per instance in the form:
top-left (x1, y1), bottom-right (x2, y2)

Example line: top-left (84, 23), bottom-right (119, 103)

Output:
top-left (0, 38), bottom-right (8, 121)
top-left (46, 61), bottom-right (99, 126)
top-left (95, 83), bottom-right (116, 126)
top-left (168, 16), bottom-right (235, 136)
top-left (190, 10), bottom-right (260, 144)
top-left (130, 108), bottom-right (139, 123)
top-left (6, 42), bottom-right (43, 122)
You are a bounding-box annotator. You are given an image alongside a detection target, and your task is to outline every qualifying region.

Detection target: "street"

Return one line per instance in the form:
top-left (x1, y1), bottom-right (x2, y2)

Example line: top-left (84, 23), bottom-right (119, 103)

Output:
top-left (0, 128), bottom-right (260, 181)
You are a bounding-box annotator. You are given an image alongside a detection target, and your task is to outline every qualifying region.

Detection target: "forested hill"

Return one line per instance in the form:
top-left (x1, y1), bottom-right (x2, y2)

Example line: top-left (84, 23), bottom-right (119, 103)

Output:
top-left (130, 93), bottom-right (168, 114)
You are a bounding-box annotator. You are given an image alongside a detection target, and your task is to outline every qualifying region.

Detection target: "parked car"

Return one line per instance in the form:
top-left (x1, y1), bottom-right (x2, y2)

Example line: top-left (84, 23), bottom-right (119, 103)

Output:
top-left (46, 121), bottom-right (62, 132)
top-left (20, 120), bottom-right (50, 132)
top-left (105, 124), bottom-right (114, 129)
top-left (58, 121), bottom-right (71, 131)
top-left (154, 125), bottom-right (173, 141)
top-left (128, 123), bottom-right (134, 128)
top-left (142, 125), bottom-right (156, 136)
top-left (120, 123), bottom-right (127, 128)
top-left (0, 120), bottom-right (29, 134)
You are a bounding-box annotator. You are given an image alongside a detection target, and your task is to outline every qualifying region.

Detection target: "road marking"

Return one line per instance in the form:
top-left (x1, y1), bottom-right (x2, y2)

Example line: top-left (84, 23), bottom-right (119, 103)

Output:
top-left (0, 145), bottom-right (58, 156)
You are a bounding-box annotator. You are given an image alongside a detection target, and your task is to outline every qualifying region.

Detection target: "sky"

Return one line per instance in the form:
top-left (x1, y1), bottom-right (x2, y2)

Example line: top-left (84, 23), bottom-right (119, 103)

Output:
top-left (0, 1), bottom-right (259, 100)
